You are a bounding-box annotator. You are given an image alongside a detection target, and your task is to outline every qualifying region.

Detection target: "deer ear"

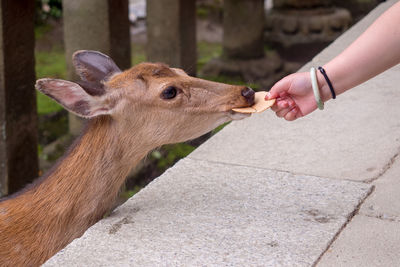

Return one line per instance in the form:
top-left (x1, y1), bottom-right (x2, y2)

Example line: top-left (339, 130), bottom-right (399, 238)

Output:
top-left (35, 78), bottom-right (112, 118)
top-left (73, 50), bottom-right (121, 83)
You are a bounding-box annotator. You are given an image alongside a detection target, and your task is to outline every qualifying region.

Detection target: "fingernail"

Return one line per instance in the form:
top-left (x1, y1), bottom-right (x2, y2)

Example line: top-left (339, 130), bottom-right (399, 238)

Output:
top-left (266, 92), bottom-right (271, 99)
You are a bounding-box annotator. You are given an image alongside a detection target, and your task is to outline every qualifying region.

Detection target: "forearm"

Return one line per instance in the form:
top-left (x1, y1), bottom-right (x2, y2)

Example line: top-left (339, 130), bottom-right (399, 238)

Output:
top-left (320, 1), bottom-right (400, 101)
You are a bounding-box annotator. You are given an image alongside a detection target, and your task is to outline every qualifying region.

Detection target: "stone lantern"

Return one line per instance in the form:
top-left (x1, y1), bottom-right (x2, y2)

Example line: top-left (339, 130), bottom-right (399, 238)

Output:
top-left (265, 0), bottom-right (352, 59)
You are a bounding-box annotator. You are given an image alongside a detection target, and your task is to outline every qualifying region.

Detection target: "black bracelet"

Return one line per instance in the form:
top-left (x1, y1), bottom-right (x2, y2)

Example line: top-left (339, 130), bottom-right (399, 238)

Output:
top-left (318, 66), bottom-right (336, 99)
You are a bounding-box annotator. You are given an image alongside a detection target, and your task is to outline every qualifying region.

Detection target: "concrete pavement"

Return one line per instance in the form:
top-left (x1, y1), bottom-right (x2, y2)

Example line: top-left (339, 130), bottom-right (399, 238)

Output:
top-left (45, 159), bottom-right (371, 266)
top-left (45, 0), bottom-right (400, 265)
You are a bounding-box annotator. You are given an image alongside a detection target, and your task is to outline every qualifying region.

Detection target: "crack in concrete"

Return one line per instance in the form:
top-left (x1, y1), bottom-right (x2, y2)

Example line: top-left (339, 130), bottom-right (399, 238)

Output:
top-left (364, 147), bottom-right (400, 183)
top-left (188, 157), bottom-right (366, 185)
top-left (312, 185), bottom-right (375, 267)
top-left (361, 212), bottom-right (400, 223)
top-left (191, 144), bottom-right (400, 186)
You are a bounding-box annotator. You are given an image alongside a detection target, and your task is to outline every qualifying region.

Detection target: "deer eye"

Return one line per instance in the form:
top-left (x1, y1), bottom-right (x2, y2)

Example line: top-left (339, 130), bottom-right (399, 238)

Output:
top-left (161, 86), bottom-right (178, 99)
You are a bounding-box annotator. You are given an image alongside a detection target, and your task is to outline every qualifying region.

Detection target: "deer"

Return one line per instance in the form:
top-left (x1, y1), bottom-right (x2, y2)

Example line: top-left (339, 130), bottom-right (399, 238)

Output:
top-left (0, 50), bottom-right (255, 266)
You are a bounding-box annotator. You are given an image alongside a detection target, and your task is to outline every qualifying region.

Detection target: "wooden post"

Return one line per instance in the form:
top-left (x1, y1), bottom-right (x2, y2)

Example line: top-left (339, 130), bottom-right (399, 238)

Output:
top-left (147, 0), bottom-right (197, 76)
top-left (62, 0), bottom-right (131, 135)
top-left (223, 0), bottom-right (265, 60)
top-left (0, 0), bottom-right (38, 196)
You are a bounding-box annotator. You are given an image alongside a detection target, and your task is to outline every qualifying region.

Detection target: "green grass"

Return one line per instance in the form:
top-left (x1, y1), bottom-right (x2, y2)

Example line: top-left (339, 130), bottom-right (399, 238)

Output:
top-left (35, 23), bottom-right (53, 40)
top-left (37, 92), bottom-right (62, 115)
top-left (212, 122), bottom-right (230, 135)
top-left (151, 143), bottom-right (196, 170)
top-left (120, 186), bottom-right (142, 200)
top-left (131, 43), bottom-right (147, 65)
top-left (35, 48), bottom-right (66, 115)
top-left (35, 49), bottom-right (66, 79)
top-left (197, 41), bottom-right (222, 71)
top-left (196, 7), bottom-right (210, 19)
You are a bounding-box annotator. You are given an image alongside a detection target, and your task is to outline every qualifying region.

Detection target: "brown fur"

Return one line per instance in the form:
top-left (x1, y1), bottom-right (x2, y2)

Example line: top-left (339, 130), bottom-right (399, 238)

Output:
top-left (0, 58), bottom-right (253, 266)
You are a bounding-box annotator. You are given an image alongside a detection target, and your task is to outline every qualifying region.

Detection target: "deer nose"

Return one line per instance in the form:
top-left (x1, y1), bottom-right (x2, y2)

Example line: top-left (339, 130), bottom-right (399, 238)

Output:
top-left (241, 87), bottom-right (255, 105)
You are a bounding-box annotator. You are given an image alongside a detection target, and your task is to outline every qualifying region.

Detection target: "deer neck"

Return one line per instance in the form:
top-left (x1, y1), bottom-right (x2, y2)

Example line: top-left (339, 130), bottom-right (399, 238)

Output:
top-left (23, 117), bottom-right (152, 242)
top-left (0, 116), bottom-right (155, 265)
top-left (38, 116), bottom-right (152, 219)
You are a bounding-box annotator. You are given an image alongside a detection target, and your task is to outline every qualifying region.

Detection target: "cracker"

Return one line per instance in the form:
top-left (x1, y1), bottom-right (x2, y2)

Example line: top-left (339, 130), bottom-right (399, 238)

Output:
top-left (232, 91), bottom-right (276, 113)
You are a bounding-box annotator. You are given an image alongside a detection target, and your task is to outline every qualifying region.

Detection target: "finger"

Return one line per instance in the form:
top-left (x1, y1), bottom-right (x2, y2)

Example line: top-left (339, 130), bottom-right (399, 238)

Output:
top-left (267, 75), bottom-right (293, 100)
top-left (278, 100), bottom-right (289, 108)
top-left (295, 110), bottom-right (304, 119)
top-left (272, 94), bottom-right (297, 110)
top-left (266, 91), bottom-right (287, 100)
top-left (284, 107), bottom-right (299, 121)
top-left (278, 99), bottom-right (290, 109)
top-left (278, 91), bottom-right (288, 98)
top-left (271, 98), bottom-right (289, 112)
top-left (286, 97), bottom-right (295, 107)
top-left (276, 107), bottom-right (291, 118)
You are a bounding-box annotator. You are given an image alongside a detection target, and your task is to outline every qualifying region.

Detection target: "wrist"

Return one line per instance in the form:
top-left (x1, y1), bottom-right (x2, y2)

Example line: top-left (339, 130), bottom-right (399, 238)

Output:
top-left (322, 59), bottom-right (351, 97)
top-left (316, 71), bottom-right (332, 103)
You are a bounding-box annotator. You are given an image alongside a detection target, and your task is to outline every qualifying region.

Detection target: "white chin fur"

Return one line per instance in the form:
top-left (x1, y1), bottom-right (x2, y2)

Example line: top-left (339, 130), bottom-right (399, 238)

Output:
top-left (229, 111), bottom-right (252, 121)
top-left (204, 112), bottom-right (251, 137)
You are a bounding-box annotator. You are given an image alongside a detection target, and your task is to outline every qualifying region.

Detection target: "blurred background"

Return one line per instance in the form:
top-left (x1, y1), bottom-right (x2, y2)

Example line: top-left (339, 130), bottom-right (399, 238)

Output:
top-left (0, 0), bottom-right (382, 203)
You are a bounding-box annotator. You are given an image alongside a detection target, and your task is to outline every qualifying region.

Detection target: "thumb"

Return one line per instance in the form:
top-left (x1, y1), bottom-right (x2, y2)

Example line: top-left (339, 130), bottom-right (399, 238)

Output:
top-left (266, 75), bottom-right (293, 100)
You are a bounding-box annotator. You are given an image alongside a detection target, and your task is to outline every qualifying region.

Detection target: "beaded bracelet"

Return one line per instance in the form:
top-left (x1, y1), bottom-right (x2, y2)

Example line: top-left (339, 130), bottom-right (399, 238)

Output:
top-left (310, 67), bottom-right (324, 110)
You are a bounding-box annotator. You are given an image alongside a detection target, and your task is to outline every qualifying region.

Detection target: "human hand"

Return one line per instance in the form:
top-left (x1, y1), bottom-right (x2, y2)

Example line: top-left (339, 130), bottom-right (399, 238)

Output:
top-left (265, 72), bottom-right (323, 121)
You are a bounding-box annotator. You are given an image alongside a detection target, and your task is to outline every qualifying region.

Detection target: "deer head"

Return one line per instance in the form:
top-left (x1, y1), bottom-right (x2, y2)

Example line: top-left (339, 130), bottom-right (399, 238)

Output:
top-left (36, 50), bottom-right (255, 146)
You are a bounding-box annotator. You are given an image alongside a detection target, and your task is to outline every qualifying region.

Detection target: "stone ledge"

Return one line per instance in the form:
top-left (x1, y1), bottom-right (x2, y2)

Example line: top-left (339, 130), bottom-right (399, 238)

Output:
top-left (45, 159), bottom-right (371, 266)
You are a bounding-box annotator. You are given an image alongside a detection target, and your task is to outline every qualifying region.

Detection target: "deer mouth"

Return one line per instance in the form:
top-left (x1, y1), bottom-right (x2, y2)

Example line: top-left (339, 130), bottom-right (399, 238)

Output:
top-left (226, 86), bottom-right (255, 120)
top-left (228, 110), bottom-right (252, 120)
